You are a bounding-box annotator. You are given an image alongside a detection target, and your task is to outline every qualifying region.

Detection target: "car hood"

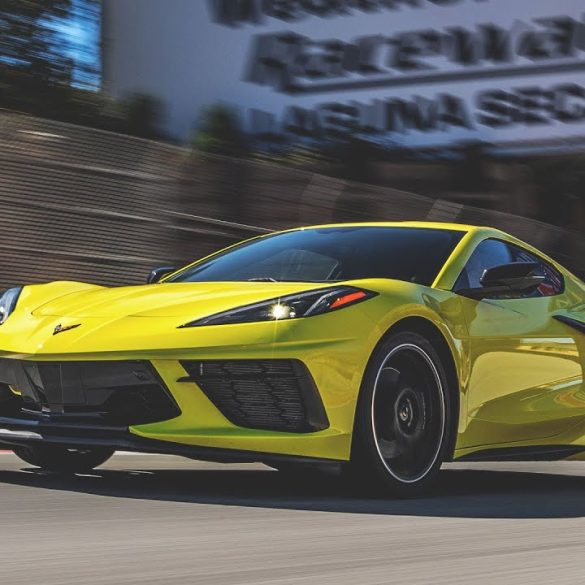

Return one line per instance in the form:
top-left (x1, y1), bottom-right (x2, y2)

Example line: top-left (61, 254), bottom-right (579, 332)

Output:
top-left (32, 281), bottom-right (335, 320)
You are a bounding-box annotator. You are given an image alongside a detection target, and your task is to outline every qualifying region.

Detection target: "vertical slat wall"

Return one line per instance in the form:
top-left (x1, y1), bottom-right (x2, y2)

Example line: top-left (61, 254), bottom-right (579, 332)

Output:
top-left (0, 111), bottom-right (582, 289)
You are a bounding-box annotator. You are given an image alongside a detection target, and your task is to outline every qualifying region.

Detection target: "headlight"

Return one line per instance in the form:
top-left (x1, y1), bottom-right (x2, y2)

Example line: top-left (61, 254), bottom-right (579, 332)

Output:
top-left (179, 286), bottom-right (378, 328)
top-left (0, 287), bottom-right (22, 325)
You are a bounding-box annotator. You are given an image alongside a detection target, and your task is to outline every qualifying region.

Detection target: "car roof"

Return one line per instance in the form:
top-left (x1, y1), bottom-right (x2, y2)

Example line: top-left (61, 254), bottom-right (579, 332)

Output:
top-left (293, 221), bottom-right (491, 235)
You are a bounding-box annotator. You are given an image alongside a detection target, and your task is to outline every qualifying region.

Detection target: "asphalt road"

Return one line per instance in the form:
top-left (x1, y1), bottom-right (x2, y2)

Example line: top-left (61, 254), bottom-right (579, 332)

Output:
top-left (1, 453), bottom-right (585, 585)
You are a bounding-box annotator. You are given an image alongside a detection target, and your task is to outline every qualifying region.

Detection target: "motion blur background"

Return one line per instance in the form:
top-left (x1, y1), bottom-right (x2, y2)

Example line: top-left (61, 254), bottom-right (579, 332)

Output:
top-left (1, 0), bottom-right (585, 288)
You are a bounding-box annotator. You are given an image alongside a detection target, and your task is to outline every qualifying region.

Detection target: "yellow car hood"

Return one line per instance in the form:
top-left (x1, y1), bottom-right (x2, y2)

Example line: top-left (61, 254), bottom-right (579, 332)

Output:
top-left (32, 281), bottom-right (334, 320)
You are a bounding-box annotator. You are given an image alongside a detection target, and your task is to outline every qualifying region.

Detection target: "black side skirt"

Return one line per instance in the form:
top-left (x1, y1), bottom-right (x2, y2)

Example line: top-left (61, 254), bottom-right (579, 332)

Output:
top-left (456, 445), bottom-right (585, 462)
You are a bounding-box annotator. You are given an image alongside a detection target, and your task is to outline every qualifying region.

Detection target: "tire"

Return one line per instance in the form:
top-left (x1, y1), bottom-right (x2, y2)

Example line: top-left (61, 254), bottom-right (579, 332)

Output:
top-left (13, 445), bottom-right (115, 473)
top-left (348, 331), bottom-right (454, 497)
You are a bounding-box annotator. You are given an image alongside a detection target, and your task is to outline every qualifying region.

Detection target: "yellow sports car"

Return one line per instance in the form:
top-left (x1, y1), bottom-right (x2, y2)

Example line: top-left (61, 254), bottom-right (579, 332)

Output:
top-left (0, 222), bottom-right (584, 496)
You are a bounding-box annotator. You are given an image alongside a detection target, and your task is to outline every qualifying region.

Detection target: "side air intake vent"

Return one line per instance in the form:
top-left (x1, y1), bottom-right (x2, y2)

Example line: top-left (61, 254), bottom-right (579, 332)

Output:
top-left (179, 359), bottom-right (329, 433)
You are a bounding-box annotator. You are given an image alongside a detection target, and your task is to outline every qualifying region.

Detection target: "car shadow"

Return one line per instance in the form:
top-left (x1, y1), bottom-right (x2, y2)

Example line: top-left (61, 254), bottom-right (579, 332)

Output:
top-left (0, 461), bottom-right (585, 519)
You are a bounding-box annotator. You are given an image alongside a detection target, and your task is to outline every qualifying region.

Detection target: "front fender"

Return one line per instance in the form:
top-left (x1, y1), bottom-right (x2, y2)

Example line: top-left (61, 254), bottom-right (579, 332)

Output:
top-left (358, 280), bottom-right (469, 427)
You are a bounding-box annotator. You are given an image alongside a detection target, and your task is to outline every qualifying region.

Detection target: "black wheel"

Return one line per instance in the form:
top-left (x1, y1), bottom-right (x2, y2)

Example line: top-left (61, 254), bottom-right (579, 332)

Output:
top-left (349, 331), bottom-right (453, 497)
top-left (13, 445), bottom-right (115, 473)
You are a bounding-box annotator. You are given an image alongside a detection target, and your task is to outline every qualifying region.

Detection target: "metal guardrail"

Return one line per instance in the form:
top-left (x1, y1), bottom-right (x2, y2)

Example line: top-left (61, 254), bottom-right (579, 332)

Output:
top-left (0, 111), bottom-right (583, 289)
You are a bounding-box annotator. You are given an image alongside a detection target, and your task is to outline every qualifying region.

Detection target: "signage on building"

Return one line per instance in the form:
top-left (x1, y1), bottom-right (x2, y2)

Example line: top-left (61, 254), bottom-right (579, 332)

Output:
top-left (104, 0), bottom-right (585, 149)
top-left (207, 0), bottom-right (585, 149)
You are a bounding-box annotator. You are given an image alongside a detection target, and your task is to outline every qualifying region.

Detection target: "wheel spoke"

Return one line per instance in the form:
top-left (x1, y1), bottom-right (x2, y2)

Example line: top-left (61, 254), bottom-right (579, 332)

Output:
top-left (377, 438), bottom-right (401, 459)
top-left (377, 367), bottom-right (400, 394)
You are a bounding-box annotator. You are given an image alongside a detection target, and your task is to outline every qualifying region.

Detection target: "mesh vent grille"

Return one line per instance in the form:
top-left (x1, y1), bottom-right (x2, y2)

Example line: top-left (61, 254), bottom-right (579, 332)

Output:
top-left (180, 360), bottom-right (328, 433)
top-left (0, 360), bottom-right (180, 426)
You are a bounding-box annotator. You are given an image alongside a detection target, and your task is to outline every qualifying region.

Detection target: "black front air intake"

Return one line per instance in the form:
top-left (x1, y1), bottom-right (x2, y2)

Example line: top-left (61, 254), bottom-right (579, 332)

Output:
top-left (0, 360), bottom-right (181, 426)
top-left (179, 359), bottom-right (329, 433)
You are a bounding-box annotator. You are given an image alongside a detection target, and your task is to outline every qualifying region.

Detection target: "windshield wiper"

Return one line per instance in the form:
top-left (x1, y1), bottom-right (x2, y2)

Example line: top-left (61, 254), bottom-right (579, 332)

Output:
top-left (247, 277), bottom-right (279, 282)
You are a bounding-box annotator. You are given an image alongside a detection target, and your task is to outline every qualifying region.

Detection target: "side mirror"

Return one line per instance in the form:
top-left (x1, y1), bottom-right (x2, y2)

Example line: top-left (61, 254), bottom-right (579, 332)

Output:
top-left (459, 262), bottom-right (546, 300)
top-left (147, 266), bottom-right (177, 284)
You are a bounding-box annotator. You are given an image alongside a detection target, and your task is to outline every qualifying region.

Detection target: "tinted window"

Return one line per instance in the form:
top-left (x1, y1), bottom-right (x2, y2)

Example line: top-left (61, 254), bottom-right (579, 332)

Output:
top-left (169, 227), bottom-right (465, 286)
top-left (454, 239), bottom-right (563, 298)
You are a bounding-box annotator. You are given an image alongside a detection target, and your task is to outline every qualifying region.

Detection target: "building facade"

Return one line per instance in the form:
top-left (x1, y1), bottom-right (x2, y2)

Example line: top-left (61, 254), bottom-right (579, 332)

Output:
top-left (102, 0), bottom-right (585, 152)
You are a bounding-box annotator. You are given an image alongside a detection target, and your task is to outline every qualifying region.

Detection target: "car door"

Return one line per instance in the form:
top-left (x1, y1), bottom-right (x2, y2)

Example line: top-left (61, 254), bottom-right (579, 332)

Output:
top-left (455, 238), bottom-right (584, 448)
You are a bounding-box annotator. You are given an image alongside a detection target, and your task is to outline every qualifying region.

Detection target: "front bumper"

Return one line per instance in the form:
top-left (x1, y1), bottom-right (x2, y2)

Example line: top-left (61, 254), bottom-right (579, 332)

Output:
top-left (0, 358), bottom-right (181, 426)
top-left (0, 356), bottom-right (347, 462)
top-left (0, 357), bottom-right (329, 434)
top-left (0, 415), bottom-right (337, 466)
top-left (0, 302), bottom-right (382, 461)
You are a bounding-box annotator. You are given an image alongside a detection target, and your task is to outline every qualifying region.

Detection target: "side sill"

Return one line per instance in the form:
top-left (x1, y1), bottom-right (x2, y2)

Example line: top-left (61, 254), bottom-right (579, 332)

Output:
top-left (455, 445), bottom-right (585, 462)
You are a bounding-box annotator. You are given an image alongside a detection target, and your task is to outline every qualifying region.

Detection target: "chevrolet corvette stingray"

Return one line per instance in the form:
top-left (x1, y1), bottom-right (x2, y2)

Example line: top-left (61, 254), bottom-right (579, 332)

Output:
top-left (1, 222), bottom-right (584, 496)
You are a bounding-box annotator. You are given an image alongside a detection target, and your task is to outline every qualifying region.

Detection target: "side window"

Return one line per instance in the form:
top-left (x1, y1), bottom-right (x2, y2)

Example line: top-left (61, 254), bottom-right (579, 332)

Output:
top-left (455, 240), bottom-right (513, 291)
top-left (454, 239), bottom-right (563, 298)
top-left (509, 245), bottom-right (564, 297)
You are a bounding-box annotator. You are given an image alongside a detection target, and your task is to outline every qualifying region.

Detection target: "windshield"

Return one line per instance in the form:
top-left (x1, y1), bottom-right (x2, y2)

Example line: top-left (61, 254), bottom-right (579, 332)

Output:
top-left (168, 227), bottom-right (465, 286)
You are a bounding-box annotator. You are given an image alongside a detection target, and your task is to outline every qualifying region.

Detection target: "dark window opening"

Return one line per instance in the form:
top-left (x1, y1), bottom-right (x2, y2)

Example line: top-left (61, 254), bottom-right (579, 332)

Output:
top-left (454, 238), bottom-right (564, 299)
top-left (169, 227), bottom-right (465, 287)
